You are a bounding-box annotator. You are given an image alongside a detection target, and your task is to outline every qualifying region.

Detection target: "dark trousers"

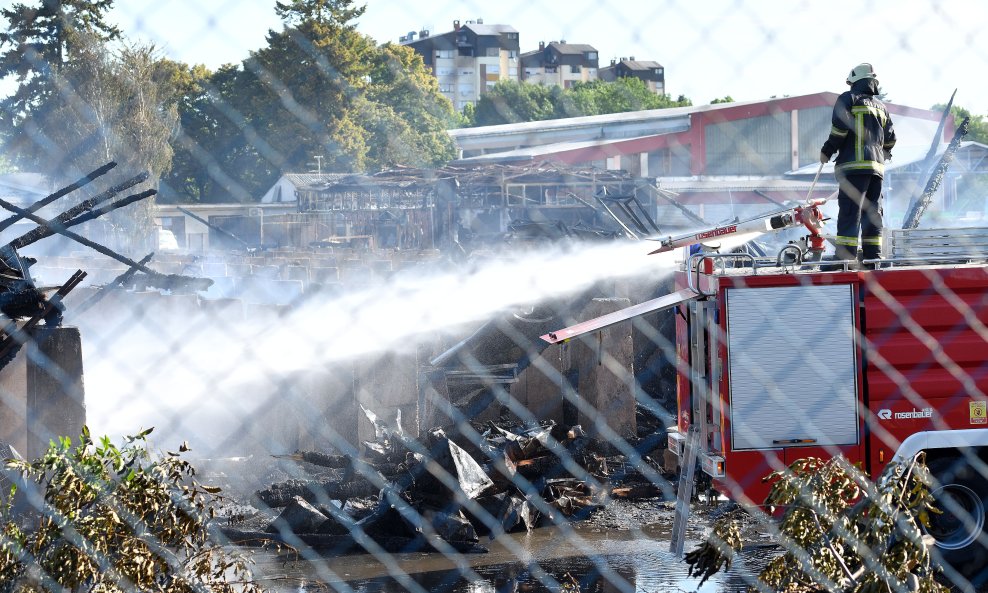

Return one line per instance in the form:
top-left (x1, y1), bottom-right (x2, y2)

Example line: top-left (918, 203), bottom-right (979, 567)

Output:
top-left (835, 172), bottom-right (884, 260)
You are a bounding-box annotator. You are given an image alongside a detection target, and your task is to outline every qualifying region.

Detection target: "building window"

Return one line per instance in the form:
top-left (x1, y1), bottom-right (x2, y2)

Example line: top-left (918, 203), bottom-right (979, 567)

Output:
top-left (656, 68), bottom-right (664, 75)
top-left (436, 49), bottom-right (455, 59)
top-left (486, 47), bottom-right (500, 57)
top-left (570, 65), bottom-right (581, 74)
top-left (436, 67), bottom-right (454, 76)
top-left (586, 51), bottom-right (597, 60)
top-left (458, 68), bottom-right (474, 76)
top-left (508, 50), bottom-right (517, 59)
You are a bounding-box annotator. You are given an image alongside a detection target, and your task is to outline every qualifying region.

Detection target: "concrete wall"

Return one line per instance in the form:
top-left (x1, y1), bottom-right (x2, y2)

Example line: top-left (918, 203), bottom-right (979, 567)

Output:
top-left (571, 298), bottom-right (637, 439)
top-left (512, 344), bottom-right (565, 424)
top-left (512, 297), bottom-right (637, 438)
top-left (0, 327), bottom-right (85, 459)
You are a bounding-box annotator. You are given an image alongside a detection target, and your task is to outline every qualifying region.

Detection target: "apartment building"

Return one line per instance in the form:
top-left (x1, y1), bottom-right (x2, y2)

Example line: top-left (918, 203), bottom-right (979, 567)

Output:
top-left (599, 58), bottom-right (666, 94)
top-left (401, 19), bottom-right (521, 111)
top-left (519, 41), bottom-right (600, 88)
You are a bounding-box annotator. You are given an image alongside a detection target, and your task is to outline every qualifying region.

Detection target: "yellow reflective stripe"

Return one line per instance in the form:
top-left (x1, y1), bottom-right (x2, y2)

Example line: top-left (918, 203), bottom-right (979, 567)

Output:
top-left (835, 236), bottom-right (859, 246)
top-left (831, 125), bottom-right (848, 137)
top-left (855, 108), bottom-right (865, 162)
top-left (883, 141), bottom-right (895, 148)
top-left (862, 237), bottom-right (882, 245)
top-left (852, 105), bottom-right (886, 125)
top-left (837, 161), bottom-right (885, 174)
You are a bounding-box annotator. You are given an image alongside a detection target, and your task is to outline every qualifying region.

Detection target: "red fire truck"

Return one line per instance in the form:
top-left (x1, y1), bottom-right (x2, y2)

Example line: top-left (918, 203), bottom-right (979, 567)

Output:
top-left (542, 209), bottom-right (988, 581)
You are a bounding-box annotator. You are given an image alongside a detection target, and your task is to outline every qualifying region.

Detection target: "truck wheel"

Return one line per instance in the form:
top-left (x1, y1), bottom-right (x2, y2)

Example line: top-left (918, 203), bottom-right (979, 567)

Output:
top-left (925, 458), bottom-right (988, 584)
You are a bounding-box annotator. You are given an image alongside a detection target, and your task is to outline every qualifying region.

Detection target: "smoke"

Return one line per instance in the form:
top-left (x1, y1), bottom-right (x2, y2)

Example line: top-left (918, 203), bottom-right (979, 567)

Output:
top-left (68, 238), bottom-right (686, 455)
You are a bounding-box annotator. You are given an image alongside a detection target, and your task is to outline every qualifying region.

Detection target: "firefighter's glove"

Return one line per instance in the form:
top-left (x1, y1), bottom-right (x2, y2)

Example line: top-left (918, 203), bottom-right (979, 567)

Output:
top-left (819, 151), bottom-right (830, 164)
top-left (883, 148), bottom-right (892, 161)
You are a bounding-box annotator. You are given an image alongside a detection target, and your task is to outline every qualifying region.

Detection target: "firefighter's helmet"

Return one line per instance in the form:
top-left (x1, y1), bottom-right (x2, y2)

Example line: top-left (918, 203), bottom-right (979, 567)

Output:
top-left (846, 63), bottom-right (878, 85)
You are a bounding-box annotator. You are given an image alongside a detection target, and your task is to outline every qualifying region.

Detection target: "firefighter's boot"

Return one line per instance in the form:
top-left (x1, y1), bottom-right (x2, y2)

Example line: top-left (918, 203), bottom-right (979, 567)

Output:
top-left (821, 245), bottom-right (858, 271)
top-left (862, 244), bottom-right (882, 270)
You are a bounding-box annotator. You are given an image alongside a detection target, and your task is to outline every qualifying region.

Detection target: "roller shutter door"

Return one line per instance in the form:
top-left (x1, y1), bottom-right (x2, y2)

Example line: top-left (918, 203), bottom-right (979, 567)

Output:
top-left (727, 284), bottom-right (859, 450)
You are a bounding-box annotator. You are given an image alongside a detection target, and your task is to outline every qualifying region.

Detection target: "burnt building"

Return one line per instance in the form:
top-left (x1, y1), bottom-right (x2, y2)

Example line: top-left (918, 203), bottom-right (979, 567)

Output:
top-left (520, 41), bottom-right (600, 89)
top-left (599, 58), bottom-right (666, 95)
top-left (401, 19), bottom-right (521, 112)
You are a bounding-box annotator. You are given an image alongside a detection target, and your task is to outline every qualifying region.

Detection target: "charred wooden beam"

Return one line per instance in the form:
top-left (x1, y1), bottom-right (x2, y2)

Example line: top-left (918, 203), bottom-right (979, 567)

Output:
top-left (73, 253), bottom-right (154, 316)
top-left (0, 198), bottom-right (213, 293)
top-left (0, 269), bottom-right (87, 370)
top-left (0, 162), bottom-right (117, 233)
top-left (9, 174), bottom-right (151, 251)
top-left (253, 476), bottom-right (382, 508)
top-left (58, 191), bottom-right (156, 230)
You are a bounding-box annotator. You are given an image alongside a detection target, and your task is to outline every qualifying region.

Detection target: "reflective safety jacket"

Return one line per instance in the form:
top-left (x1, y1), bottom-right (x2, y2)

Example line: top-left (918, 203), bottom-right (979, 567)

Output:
top-left (821, 78), bottom-right (896, 178)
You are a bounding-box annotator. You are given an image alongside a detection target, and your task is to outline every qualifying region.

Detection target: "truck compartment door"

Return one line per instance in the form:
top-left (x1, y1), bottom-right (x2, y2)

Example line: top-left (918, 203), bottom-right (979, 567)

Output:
top-left (726, 284), bottom-right (859, 451)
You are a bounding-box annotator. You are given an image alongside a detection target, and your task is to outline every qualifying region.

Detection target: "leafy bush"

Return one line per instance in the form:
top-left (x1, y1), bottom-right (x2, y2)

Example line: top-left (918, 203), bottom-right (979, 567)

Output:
top-left (686, 454), bottom-right (947, 593)
top-left (0, 427), bottom-right (265, 593)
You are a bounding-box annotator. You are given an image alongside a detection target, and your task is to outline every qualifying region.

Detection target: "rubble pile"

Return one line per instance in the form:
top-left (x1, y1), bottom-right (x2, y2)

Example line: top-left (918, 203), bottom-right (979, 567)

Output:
top-left (221, 409), bottom-right (670, 554)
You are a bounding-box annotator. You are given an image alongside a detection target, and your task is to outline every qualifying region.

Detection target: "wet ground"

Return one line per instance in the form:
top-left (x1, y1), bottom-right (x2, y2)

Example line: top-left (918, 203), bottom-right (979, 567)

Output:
top-left (248, 499), bottom-right (780, 593)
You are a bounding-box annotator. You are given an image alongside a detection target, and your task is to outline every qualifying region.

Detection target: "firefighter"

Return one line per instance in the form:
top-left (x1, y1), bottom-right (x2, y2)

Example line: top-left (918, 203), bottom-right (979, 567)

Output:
top-left (819, 62), bottom-right (896, 267)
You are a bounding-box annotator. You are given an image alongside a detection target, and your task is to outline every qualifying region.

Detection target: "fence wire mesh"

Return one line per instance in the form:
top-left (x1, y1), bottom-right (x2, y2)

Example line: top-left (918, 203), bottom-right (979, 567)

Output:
top-left (1, 1), bottom-right (988, 593)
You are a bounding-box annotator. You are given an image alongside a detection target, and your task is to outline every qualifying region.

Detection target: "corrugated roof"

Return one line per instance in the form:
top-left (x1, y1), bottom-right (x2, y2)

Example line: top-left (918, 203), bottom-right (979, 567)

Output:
top-left (453, 129), bottom-right (690, 164)
top-left (656, 176), bottom-right (837, 192)
top-left (449, 95), bottom-right (778, 140)
top-left (786, 141), bottom-right (988, 178)
top-left (282, 173), bottom-right (348, 187)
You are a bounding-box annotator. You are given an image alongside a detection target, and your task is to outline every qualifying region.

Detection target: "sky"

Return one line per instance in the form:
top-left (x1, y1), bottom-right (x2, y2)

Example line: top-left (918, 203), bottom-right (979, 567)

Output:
top-left (91, 0), bottom-right (988, 115)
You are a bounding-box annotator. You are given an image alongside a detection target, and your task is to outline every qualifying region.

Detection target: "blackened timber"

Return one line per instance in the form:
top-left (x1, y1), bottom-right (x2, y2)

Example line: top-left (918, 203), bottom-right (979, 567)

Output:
top-left (0, 198), bottom-right (212, 292)
top-left (0, 162), bottom-right (117, 233)
top-left (0, 269), bottom-right (87, 369)
top-left (59, 191), bottom-right (156, 230)
top-left (73, 253), bottom-right (154, 316)
top-left (254, 476), bottom-right (382, 508)
top-left (8, 172), bottom-right (150, 250)
top-left (901, 117), bottom-right (971, 229)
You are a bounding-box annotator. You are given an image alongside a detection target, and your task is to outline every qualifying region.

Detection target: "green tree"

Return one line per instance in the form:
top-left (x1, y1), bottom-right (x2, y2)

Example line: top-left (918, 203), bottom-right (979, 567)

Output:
top-left (469, 80), bottom-right (558, 126)
top-left (565, 77), bottom-right (690, 116)
top-left (710, 96), bottom-right (734, 104)
top-left (160, 63), bottom-right (262, 203)
top-left (39, 33), bottom-right (181, 249)
top-left (362, 42), bottom-right (456, 169)
top-left (0, 0), bottom-right (120, 164)
top-left (466, 78), bottom-right (691, 127)
top-left (163, 0), bottom-right (459, 202)
top-left (0, 428), bottom-right (266, 592)
top-left (238, 0), bottom-right (375, 180)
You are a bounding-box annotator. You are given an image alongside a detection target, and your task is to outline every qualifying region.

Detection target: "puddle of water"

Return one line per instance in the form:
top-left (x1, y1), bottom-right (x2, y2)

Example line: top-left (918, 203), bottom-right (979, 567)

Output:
top-left (251, 523), bottom-right (779, 593)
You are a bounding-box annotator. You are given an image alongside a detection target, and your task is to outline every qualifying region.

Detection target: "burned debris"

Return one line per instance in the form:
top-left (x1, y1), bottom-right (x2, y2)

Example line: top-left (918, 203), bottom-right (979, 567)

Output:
top-left (225, 400), bottom-right (671, 555)
top-left (291, 162), bottom-right (669, 255)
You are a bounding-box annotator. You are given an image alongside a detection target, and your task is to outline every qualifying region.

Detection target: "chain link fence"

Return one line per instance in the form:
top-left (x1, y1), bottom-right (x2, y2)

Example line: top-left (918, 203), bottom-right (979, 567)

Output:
top-left (2, 1), bottom-right (988, 592)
